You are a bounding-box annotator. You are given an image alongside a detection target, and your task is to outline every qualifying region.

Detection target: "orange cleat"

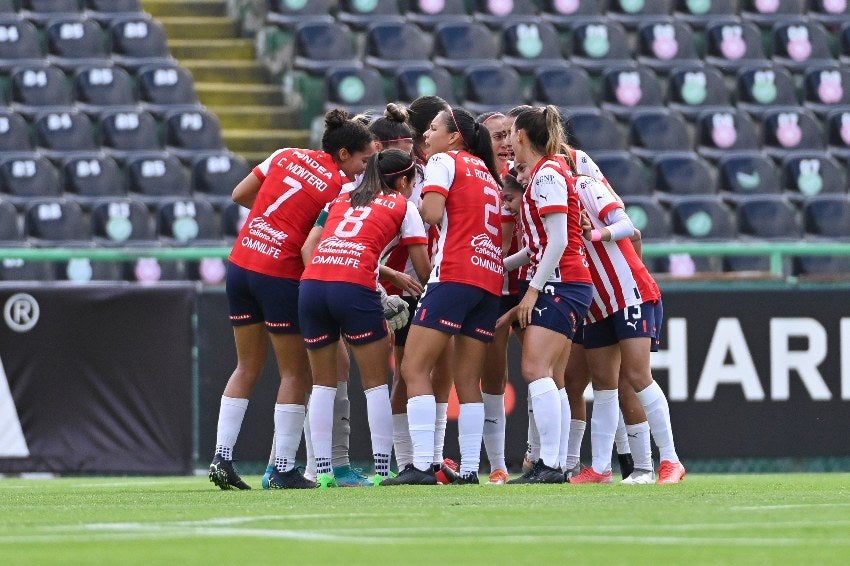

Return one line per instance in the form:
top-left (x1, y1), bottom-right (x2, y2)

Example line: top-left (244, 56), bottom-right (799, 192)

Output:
top-left (657, 460), bottom-right (686, 484)
top-left (568, 466), bottom-right (613, 484)
top-left (486, 469), bottom-right (509, 485)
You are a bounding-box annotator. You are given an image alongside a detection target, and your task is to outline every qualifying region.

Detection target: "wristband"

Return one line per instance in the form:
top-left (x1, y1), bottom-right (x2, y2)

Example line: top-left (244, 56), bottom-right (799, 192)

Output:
top-left (590, 229), bottom-right (603, 242)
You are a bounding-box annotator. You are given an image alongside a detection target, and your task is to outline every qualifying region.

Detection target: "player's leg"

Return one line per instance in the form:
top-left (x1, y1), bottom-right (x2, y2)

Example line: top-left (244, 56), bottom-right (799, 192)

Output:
top-left (563, 341), bottom-right (590, 479)
top-left (619, 382), bottom-right (653, 484)
top-left (481, 320), bottom-right (509, 484)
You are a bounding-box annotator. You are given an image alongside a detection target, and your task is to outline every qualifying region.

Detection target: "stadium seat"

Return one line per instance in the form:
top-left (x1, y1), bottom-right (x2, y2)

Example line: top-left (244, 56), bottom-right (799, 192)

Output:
top-left (0, 198), bottom-right (21, 242)
top-left (164, 109), bottom-right (225, 160)
top-left (653, 152), bottom-right (718, 199)
top-left (58, 258), bottom-right (125, 282)
top-left (736, 195), bottom-right (803, 240)
top-left (24, 198), bottom-right (91, 243)
top-left (636, 19), bottom-right (700, 73)
top-left (770, 20), bottom-right (835, 72)
top-left (539, 0), bottom-right (603, 29)
top-left (607, 0), bottom-right (670, 29)
top-left (0, 110), bottom-right (35, 155)
top-left (569, 20), bottom-right (632, 72)
top-left (337, 0), bottom-right (403, 30)
top-left (364, 21), bottom-right (431, 72)
top-left (761, 108), bottom-right (826, 159)
top-left (99, 109), bottom-right (162, 158)
top-left (33, 110), bottom-right (99, 158)
top-left (0, 18), bottom-right (44, 71)
top-left (667, 64), bottom-right (730, 118)
top-left (802, 66), bottom-right (850, 117)
top-left (220, 200), bottom-right (248, 240)
top-left (61, 154), bottom-right (127, 199)
top-left (736, 64), bottom-right (799, 118)
top-left (461, 64), bottom-right (524, 115)
top-left (9, 63), bottom-right (74, 117)
top-left (292, 21), bottom-right (357, 75)
top-left (718, 153), bottom-right (782, 197)
top-left (156, 198), bottom-right (219, 244)
top-left (83, 0), bottom-right (145, 23)
top-left (792, 255), bottom-right (850, 277)
top-left (740, 0), bottom-right (805, 27)
top-left (803, 195), bottom-right (850, 238)
top-left (842, 23), bottom-right (850, 65)
top-left (593, 151), bottom-right (653, 197)
top-left (601, 65), bottom-right (665, 118)
top-left (44, 16), bottom-right (111, 71)
top-left (563, 108), bottom-right (626, 153)
top-left (500, 20), bottom-right (564, 73)
top-left (696, 108), bottom-right (761, 159)
top-left (265, 0), bottom-right (333, 28)
top-left (406, 0), bottom-right (470, 29)
top-left (809, 0), bottom-right (850, 27)
top-left (109, 16), bottom-right (174, 70)
top-left (191, 152), bottom-right (251, 203)
top-left (622, 196), bottom-right (671, 240)
top-left (324, 66), bottom-right (387, 114)
top-left (73, 65), bottom-right (137, 115)
top-left (90, 197), bottom-right (155, 244)
top-left (136, 64), bottom-right (200, 117)
top-left (825, 109), bottom-right (850, 159)
top-left (0, 258), bottom-right (56, 281)
top-left (20, 0), bottom-right (82, 22)
top-left (394, 63), bottom-right (457, 104)
top-left (671, 196), bottom-right (736, 240)
top-left (472, 0), bottom-right (538, 28)
top-left (126, 152), bottom-right (191, 200)
top-left (704, 19), bottom-right (767, 73)
top-left (672, 0), bottom-right (736, 28)
top-left (628, 109), bottom-right (692, 159)
top-left (433, 21), bottom-right (500, 74)
top-left (532, 63), bottom-right (596, 110)
top-left (780, 152), bottom-right (847, 197)
top-left (0, 0), bottom-right (15, 15)
top-left (0, 154), bottom-right (61, 202)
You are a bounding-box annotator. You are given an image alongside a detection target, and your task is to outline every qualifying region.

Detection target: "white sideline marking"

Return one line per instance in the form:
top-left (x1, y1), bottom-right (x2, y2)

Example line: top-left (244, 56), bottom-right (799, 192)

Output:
top-left (731, 503), bottom-right (850, 511)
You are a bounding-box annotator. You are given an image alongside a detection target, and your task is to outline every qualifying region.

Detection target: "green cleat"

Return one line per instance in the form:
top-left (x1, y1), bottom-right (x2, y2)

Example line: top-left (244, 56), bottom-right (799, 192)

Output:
top-left (316, 472), bottom-right (338, 489)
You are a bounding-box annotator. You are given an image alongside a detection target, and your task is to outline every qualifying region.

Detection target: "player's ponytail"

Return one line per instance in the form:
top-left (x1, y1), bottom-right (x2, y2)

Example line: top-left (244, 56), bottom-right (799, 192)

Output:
top-left (350, 148), bottom-right (417, 208)
top-left (445, 106), bottom-right (502, 187)
top-left (514, 105), bottom-right (568, 161)
top-left (321, 107), bottom-right (375, 158)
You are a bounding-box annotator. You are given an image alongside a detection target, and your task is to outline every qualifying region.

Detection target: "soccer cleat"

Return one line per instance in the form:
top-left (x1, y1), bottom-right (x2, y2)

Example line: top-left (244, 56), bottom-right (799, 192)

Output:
top-left (268, 467), bottom-right (317, 489)
top-left (657, 460), bottom-right (686, 484)
top-left (333, 465), bottom-right (373, 487)
top-left (621, 468), bottom-right (655, 485)
top-left (507, 460), bottom-right (564, 484)
top-left (208, 454), bottom-right (252, 490)
top-left (434, 458), bottom-right (459, 485)
top-left (521, 456), bottom-right (535, 474)
top-left (486, 469), bottom-right (509, 485)
top-left (316, 472), bottom-right (338, 489)
top-left (369, 474), bottom-right (392, 486)
top-left (569, 466), bottom-right (613, 484)
top-left (261, 464), bottom-right (274, 490)
top-left (618, 453), bottom-right (635, 479)
top-left (452, 471), bottom-right (479, 485)
top-left (380, 463), bottom-right (438, 486)
top-left (563, 463), bottom-right (581, 482)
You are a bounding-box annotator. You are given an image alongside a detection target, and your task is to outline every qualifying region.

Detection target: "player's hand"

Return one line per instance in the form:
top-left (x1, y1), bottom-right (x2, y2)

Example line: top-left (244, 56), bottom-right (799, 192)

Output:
top-left (581, 210), bottom-right (593, 241)
top-left (516, 287), bottom-right (539, 329)
top-left (383, 294), bottom-right (410, 331)
top-left (387, 270), bottom-right (424, 297)
top-left (496, 305), bottom-right (518, 329)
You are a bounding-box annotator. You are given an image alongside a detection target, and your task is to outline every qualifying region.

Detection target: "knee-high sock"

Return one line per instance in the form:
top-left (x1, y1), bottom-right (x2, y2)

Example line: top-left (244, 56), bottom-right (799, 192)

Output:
top-left (307, 385), bottom-right (336, 475)
top-left (528, 378), bottom-right (560, 469)
top-left (482, 392), bottom-right (506, 473)
top-left (364, 384), bottom-right (393, 477)
top-left (590, 389), bottom-right (619, 474)
top-left (458, 402), bottom-right (484, 476)
top-left (332, 381), bottom-right (351, 468)
top-left (565, 419), bottom-right (586, 470)
top-left (303, 392), bottom-right (315, 479)
top-left (614, 409), bottom-right (630, 455)
top-left (407, 395), bottom-right (436, 472)
top-left (215, 396), bottom-right (248, 460)
top-left (433, 402), bottom-right (448, 463)
top-left (558, 388), bottom-right (570, 470)
top-left (392, 413), bottom-right (413, 469)
top-left (627, 421), bottom-right (653, 472)
top-left (637, 381), bottom-right (679, 463)
top-left (273, 404), bottom-right (305, 473)
top-left (526, 404), bottom-right (540, 462)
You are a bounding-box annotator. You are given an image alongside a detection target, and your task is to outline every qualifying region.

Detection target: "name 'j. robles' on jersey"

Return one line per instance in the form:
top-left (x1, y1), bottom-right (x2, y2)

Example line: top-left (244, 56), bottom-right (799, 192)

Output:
top-left (520, 155), bottom-right (592, 285)
top-left (229, 148), bottom-right (349, 279)
top-left (575, 175), bottom-right (660, 322)
top-left (421, 150), bottom-right (504, 296)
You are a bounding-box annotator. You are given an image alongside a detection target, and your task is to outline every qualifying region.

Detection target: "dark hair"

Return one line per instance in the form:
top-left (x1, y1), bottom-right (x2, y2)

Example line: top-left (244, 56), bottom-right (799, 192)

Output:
top-left (513, 105), bottom-right (576, 172)
top-left (407, 95), bottom-right (449, 140)
top-left (502, 170), bottom-right (524, 193)
top-left (370, 103), bottom-right (414, 147)
top-left (442, 106), bottom-right (502, 186)
top-left (476, 111), bottom-right (506, 125)
top-left (506, 105), bottom-right (534, 118)
top-left (350, 148), bottom-right (417, 208)
top-left (321, 108), bottom-right (375, 157)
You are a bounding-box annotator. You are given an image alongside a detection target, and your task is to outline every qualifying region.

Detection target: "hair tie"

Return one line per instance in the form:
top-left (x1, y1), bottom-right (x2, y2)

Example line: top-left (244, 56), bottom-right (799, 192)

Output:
top-left (384, 161), bottom-right (415, 176)
top-left (481, 112), bottom-right (506, 126)
top-left (380, 137), bottom-right (413, 143)
top-left (448, 107), bottom-right (468, 148)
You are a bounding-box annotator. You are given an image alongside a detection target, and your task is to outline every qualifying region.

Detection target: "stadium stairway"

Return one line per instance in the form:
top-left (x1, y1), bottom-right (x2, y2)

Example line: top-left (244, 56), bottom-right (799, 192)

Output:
top-left (141, 0), bottom-right (310, 165)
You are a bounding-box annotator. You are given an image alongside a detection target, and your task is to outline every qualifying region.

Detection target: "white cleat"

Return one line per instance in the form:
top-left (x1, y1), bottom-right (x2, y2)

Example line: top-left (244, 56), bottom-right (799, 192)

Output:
top-left (621, 469), bottom-right (655, 485)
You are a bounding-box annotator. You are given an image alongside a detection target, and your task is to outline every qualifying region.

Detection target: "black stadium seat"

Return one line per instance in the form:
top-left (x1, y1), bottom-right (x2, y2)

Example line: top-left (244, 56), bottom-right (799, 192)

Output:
top-left (735, 64), bottom-right (799, 118)
top-left (44, 16), bottom-right (111, 71)
top-left (673, 0), bottom-right (736, 28)
top-left (99, 109), bottom-right (162, 158)
top-left (433, 21), bottom-right (500, 74)
top-left (324, 66), bottom-right (387, 114)
top-left (770, 20), bottom-right (835, 72)
top-left (532, 63), bottom-right (596, 110)
top-left (718, 153), bottom-right (782, 197)
top-left (653, 152), bottom-right (718, 199)
top-left (671, 196), bottom-right (736, 240)
top-left (622, 196), bottom-right (671, 241)
top-left (472, 0), bottom-right (538, 28)
top-left (740, 0), bottom-right (805, 27)
top-left (804, 195), bottom-right (850, 239)
top-left (73, 65), bottom-right (137, 115)
top-left (696, 108), bottom-right (761, 159)
top-left (760, 108), bottom-right (826, 158)
top-left (461, 64), bottom-right (524, 115)
top-left (62, 154), bottom-right (127, 199)
top-left (668, 64), bottom-right (730, 118)
top-left (736, 195), bottom-right (803, 240)
top-left (156, 198), bottom-right (219, 244)
top-left (24, 198), bottom-right (91, 244)
top-left (337, 0), bottom-right (402, 31)
top-left (406, 0), bottom-right (470, 29)
top-left (636, 19), bottom-right (700, 73)
top-left (607, 0), bottom-right (669, 29)
top-left (394, 63), bottom-right (457, 104)
top-left (569, 20), bottom-right (632, 72)
top-left (705, 19), bottom-right (767, 73)
top-left (10, 64), bottom-right (74, 117)
top-left (563, 108), bottom-right (626, 153)
top-left (34, 110), bottom-right (99, 158)
top-left (365, 21), bottom-right (431, 72)
top-left (601, 65), bottom-right (665, 118)
top-left (0, 110), bottom-right (35, 154)
top-left (500, 20), bottom-right (564, 73)
top-left (825, 109), bottom-right (850, 159)
top-left (809, 0), bottom-right (850, 27)
top-left (802, 66), bottom-right (850, 117)
top-left (0, 154), bottom-right (62, 202)
top-left (0, 199), bottom-right (21, 242)
top-left (84, 0), bottom-right (145, 23)
top-left (91, 197), bottom-right (155, 244)
top-left (266, 0), bottom-right (333, 28)
top-left (136, 64), bottom-right (200, 116)
top-left (0, 18), bottom-right (44, 71)
top-left (191, 152), bottom-right (251, 203)
top-left (109, 16), bottom-right (174, 70)
top-left (539, 0), bottom-right (602, 30)
top-left (20, 0), bottom-right (82, 22)
top-left (781, 152), bottom-right (848, 197)
top-left (594, 151), bottom-right (653, 197)
top-left (629, 109), bottom-right (692, 159)
top-left (126, 152), bottom-right (191, 199)
top-left (164, 109), bottom-right (225, 160)
top-left (292, 21), bottom-right (357, 75)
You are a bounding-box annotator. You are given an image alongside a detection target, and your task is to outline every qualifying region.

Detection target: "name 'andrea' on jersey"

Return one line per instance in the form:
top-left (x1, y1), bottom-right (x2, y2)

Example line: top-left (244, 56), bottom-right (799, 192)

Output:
top-left (421, 150), bottom-right (504, 296)
top-left (229, 148), bottom-right (351, 279)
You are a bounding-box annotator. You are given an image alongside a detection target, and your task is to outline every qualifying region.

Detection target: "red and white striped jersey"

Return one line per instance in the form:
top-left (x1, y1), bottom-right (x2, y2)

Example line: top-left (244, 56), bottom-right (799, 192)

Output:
top-left (303, 191), bottom-right (415, 289)
top-left (421, 150), bottom-right (504, 295)
top-left (229, 148), bottom-right (349, 279)
top-left (501, 206), bottom-right (521, 295)
top-left (520, 155), bottom-right (592, 285)
top-left (569, 148), bottom-right (605, 181)
top-left (575, 175), bottom-right (660, 322)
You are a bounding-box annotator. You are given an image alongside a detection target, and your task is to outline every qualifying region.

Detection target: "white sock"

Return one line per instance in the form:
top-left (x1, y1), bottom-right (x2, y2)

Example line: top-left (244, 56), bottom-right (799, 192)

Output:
top-left (307, 385), bottom-right (336, 475)
top-left (458, 402), bottom-right (484, 476)
top-left (407, 395), bottom-right (436, 472)
top-left (558, 388), bottom-right (570, 470)
top-left (273, 404), bottom-right (305, 473)
top-left (565, 419), bottom-right (586, 470)
top-left (526, 404), bottom-right (540, 462)
top-left (332, 381), bottom-right (351, 468)
top-left (614, 409), bottom-right (630, 455)
top-left (214, 395), bottom-right (248, 460)
top-left (482, 392), bottom-right (506, 473)
top-left (267, 433), bottom-right (275, 468)
top-left (627, 421), bottom-right (653, 472)
top-left (433, 402), bottom-right (448, 463)
top-left (590, 389), bottom-right (618, 474)
top-left (637, 381), bottom-right (680, 463)
top-left (392, 413), bottom-right (413, 469)
top-left (365, 384), bottom-right (393, 477)
top-left (303, 392), bottom-right (315, 480)
top-left (528, 378), bottom-right (560, 469)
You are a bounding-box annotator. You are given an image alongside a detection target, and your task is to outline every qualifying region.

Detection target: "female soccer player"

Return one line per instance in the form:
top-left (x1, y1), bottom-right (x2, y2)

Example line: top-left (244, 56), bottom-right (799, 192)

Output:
top-left (208, 109), bottom-right (374, 491)
top-left (300, 148), bottom-right (423, 488)
top-left (383, 106), bottom-right (503, 486)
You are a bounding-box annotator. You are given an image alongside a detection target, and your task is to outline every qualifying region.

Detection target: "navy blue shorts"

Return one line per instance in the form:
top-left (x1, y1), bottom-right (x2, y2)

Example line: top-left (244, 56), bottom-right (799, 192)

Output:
top-left (412, 282), bottom-right (499, 343)
top-left (583, 300), bottom-right (662, 350)
top-left (298, 280), bottom-right (387, 349)
top-left (650, 299), bottom-right (663, 352)
top-left (226, 261), bottom-right (300, 334)
top-left (518, 281), bottom-right (593, 340)
top-left (500, 293), bottom-right (521, 330)
top-left (392, 296), bottom-right (419, 348)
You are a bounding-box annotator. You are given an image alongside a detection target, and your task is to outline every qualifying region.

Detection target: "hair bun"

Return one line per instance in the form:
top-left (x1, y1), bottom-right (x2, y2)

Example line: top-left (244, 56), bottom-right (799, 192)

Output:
top-left (324, 108), bottom-right (351, 129)
top-left (385, 103), bottom-right (409, 123)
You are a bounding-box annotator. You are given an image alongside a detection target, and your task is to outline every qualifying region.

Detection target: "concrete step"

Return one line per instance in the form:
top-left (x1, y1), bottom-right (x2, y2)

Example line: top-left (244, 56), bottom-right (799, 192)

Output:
top-left (159, 16), bottom-right (237, 39)
top-left (223, 129), bottom-right (312, 153)
top-left (194, 83), bottom-right (284, 106)
top-left (142, 0), bottom-right (227, 17)
top-left (169, 39), bottom-right (254, 61)
top-left (181, 60), bottom-right (269, 83)
top-left (210, 105), bottom-right (300, 130)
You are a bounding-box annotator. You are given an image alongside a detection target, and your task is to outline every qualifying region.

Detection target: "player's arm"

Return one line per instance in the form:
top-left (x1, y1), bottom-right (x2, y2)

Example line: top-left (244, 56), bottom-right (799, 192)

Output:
top-left (379, 265), bottom-right (424, 296)
top-left (300, 209), bottom-right (329, 266)
top-left (232, 172), bottom-right (261, 208)
top-left (407, 244), bottom-right (431, 285)
top-left (501, 216), bottom-right (515, 255)
top-left (419, 153), bottom-right (453, 226)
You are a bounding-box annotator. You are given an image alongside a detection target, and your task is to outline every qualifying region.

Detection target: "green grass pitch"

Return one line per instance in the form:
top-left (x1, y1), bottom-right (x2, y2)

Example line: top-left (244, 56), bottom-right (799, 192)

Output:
top-left (2, 473), bottom-right (850, 565)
